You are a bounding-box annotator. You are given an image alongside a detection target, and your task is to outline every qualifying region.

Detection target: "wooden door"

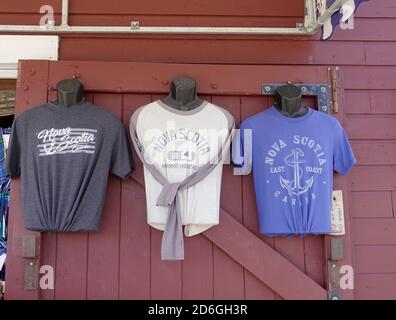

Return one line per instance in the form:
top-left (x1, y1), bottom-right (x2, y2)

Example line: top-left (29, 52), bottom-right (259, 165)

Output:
top-left (5, 60), bottom-right (353, 300)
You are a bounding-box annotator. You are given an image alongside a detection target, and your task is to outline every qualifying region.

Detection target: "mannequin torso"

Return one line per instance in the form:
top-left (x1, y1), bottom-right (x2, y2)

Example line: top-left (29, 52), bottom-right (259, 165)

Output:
top-left (161, 76), bottom-right (202, 111)
top-left (53, 79), bottom-right (85, 108)
top-left (274, 84), bottom-right (308, 118)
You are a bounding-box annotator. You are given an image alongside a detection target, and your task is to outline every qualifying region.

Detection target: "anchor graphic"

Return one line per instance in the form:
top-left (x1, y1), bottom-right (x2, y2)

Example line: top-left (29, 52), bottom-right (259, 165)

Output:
top-left (279, 148), bottom-right (314, 196)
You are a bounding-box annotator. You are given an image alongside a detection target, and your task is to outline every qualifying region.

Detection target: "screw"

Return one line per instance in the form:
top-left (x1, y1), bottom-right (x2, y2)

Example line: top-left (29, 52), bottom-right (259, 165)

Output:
top-left (72, 73), bottom-right (81, 79)
top-left (162, 80), bottom-right (170, 86)
top-left (264, 86), bottom-right (271, 92)
top-left (211, 84), bottom-right (218, 90)
top-left (29, 262), bottom-right (34, 266)
top-left (322, 106), bottom-right (328, 112)
top-left (29, 69), bottom-right (36, 76)
top-left (23, 85), bottom-right (29, 91)
top-left (321, 87), bottom-right (327, 93)
top-left (301, 86), bottom-right (307, 92)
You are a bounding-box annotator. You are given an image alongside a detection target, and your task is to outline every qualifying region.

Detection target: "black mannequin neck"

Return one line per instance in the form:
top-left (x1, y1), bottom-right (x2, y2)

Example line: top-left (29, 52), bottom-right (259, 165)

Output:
top-left (54, 79), bottom-right (85, 108)
top-left (274, 84), bottom-right (308, 118)
top-left (162, 77), bottom-right (202, 111)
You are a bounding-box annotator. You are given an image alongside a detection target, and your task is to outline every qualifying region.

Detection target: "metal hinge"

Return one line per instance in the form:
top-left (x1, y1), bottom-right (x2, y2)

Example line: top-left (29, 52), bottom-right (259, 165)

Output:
top-left (329, 67), bottom-right (340, 113)
top-left (22, 235), bottom-right (40, 290)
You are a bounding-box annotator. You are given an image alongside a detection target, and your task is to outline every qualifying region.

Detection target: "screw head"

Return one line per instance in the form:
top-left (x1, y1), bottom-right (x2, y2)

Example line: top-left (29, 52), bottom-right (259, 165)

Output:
top-left (322, 106), bottom-right (328, 112)
top-left (264, 86), bottom-right (271, 92)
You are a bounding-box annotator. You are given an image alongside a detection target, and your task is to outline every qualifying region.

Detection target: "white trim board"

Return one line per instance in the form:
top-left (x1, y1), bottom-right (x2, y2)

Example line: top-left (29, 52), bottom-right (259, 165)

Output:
top-left (0, 35), bottom-right (59, 79)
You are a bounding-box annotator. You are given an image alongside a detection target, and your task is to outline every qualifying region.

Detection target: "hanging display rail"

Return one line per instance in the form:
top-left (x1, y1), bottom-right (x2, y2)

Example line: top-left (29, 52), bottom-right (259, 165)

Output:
top-left (0, 0), bottom-right (348, 36)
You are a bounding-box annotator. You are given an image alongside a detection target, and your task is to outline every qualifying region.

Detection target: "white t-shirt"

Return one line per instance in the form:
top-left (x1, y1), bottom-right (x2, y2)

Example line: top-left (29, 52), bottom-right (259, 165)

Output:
top-left (133, 100), bottom-right (234, 237)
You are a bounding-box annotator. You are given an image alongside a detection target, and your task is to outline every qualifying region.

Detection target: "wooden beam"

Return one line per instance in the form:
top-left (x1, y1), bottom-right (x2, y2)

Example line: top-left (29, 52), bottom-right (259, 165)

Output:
top-left (204, 210), bottom-right (327, 300)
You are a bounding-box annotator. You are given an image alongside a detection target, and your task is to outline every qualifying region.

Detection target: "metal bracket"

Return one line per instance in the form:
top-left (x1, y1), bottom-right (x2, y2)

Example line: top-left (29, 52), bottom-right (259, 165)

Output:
top-left (330, 237), bottom-right (344, 261)
top-left (327, 260), bottom-right (342, 300)
top-left (22, 235), bottom-right (40, 290)
top-left (262, 83), bottom-right (331, 114)
top-left (131, 21), bottom-right (140, 30)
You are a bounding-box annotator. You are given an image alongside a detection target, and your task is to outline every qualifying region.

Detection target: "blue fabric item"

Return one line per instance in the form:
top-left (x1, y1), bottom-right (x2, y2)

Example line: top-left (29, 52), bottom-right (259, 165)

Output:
top-left (0, 130), bottom-right (8, 185)
top-left (321, 0), bottom-right (370, 40)
top-left (233, 106), bottom-right (356, 236)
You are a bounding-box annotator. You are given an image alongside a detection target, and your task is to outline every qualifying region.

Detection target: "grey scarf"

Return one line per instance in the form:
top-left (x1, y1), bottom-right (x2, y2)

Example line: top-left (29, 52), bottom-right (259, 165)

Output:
top-left (130, 104), bottom-right (235, 260)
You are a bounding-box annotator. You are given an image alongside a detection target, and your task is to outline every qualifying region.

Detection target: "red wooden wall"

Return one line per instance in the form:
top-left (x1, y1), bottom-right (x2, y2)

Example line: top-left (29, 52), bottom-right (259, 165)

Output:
top-left (1, 0), bottom-right (395, 299)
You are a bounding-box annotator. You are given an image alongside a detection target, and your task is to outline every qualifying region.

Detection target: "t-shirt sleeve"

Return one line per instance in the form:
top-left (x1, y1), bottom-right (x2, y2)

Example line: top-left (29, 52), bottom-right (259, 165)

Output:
top-left (333, 121), bottom-right (356, 175)
top-left (231, 119), bottom-right (252, 174)
top-left (110, 124), bottom-right (135, 179)
top-left (6, 119), bottom-right (21, 177)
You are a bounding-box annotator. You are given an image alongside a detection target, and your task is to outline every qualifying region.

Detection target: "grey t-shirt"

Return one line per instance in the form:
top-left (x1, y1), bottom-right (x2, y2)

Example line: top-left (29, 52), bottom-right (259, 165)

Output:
top-left (7, 102), bottom-right (134, 232)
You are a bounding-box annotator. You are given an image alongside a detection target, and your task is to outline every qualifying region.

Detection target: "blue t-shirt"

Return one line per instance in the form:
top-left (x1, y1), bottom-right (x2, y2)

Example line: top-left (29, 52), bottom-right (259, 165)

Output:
top-left (233, 106), bottom-right (356, 236)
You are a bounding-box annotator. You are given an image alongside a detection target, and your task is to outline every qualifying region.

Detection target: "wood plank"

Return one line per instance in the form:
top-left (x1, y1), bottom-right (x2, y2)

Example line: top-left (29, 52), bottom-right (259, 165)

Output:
top-left (346, 116), bottom-right (396, 140)
top-left (355, 245), bottom-right (396, 274)
top-left (213, 96), bottom-right (242, 222)
top-left (351, 141), bottom-right (396, 165)
top-left (60, 38), bottom-right (365, 66)
top-left (183, 235), bottom-right (214, 300)
top-left (350, 166), bottom-right (396, 191)
top-left (48, 61), bottom-right (322, 96)
top-left (85, 93), bottom-right (123, 300)
top-left (350, 192), bottom-right (394, 218)
top-left (119, 178), bottom-right (151, 299)
top-left (62, 0), bottom-right (305, 17)
top-left (118, 94), bottom-right (151, 299)
top-left (344, 67), bottom-right (396, 90)
top-left (54, 233), bottom-right (88, 300)
top-left (244, 271), bottom-right (275, 300)
top-left (345, 90), bottom-right (370, 114)
top-left (38, 232), bottom-right (56, 300)
top-left (0, 0), bottom-right (304, 16)
top-left (353, 219), bottom-right (396, 245)
top-left (366, 43), bottom-right (396, 66)
top-left (393, 192), bottom-right (396, 218)
top-left (213, 246), bottom-right (244, 300)
top-left (204, 210), bottom-right (328, 300)
top-left (0, 79), bottom-right (16, 90)
top-left (274, 237), bottom-right (306, 273)
top-left (304, 236), bottom-right (325, 287)
top-left (356, 0), bottom-right (396, 18)
top-left (150, 229), bottom-right (183, 299)
top-left (5, 60), bottom-right (49, 300)
top-left (355, 274), bottom-right (396, 300)
top-left (331, 19), bottom-right (396, 42)
top-left (370, 91), bottom-right (396, 114)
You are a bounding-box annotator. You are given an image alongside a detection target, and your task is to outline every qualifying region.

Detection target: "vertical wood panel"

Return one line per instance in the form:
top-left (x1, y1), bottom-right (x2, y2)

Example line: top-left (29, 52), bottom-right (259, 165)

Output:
top-left (5, 60), bottom-right (50, 300)
top-left (182, 235), bottom-right (214, 300)
top-left (54, 234), bottom-right (88, 299)
top-left (213, 246), bottom-right (245, 300)
top-left (303, 236), bottom-right (325, 287)
top-left (39, 233), bottom-right (56, 300)
top-left (51, 93), bottom-right (94, 300)
top-left (240, 96), bottom-right (276, 299)
top-left (149, 94), bottom-right (182, 300)
top-left (150, 229), bottom-right (183, 299)
top-left (86, 94), bottom-right (123, 299)
top-left (180, 95), bottom-right (215, 300)
top-left (119, 94), bottom-right (152, 299)
top-left (211, 95), bottom-right (245, 300)
top-left (244, 271), bottom-right (275, 300)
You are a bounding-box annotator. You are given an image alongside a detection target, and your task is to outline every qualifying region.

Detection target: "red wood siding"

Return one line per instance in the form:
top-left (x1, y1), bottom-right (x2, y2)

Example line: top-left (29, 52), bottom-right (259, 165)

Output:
top-left (1, 0), bottom-right (395, 300)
